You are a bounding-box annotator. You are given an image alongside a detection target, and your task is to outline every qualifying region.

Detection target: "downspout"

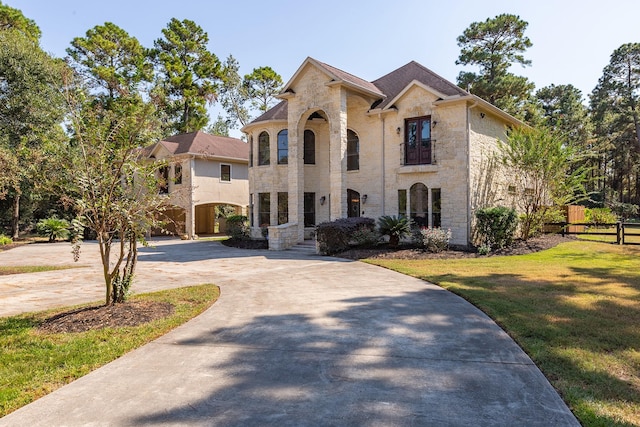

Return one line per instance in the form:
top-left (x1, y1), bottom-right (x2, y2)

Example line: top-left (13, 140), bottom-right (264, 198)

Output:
top-left (466, 100), bottom-right (478, 248)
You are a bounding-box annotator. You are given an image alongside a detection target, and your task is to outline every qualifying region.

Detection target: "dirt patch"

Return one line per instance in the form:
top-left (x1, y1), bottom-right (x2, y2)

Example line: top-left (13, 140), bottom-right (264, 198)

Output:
top-left (38, 300), bottom-right (174, 334)
top-left (336, 234), bottom-right (574, 260)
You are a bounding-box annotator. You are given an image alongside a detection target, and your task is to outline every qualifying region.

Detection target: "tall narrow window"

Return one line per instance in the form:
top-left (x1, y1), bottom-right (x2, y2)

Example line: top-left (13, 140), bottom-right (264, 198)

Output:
top-left (220, 164), bottom-right (231, 182)
top-left (258, 193), bottom-right (270, 226)
top-left (405, 116), bottom-right (431, 165)
top-left (277, 129), bottom-right (288, 165)
top-left (158, 166), bottom-right (169, 194)
top-left (432, 188), bottom-right (441, 227)
top-left (304, 129), bottom-right (315, 164)
top-left (277, 192), bottom-right (288, 225)
top-left (410, 183), bottom-right (428, 227)
top-left (304, 192), bottom-right (316, 227)
top-left (174, 164), bottom-right (182, 185)
top-left (347, 129), bottom-right (359, 171)
top-left (398, 189), bottom-right (407, 217)
top-left (249, 136), bottom-right (253, 167)
top-left (249, 193), bottom-right (254, 227)
top-left (258, 131), bottom-right (270, 166)
top-left (347, 189), bottom-right (360, 217)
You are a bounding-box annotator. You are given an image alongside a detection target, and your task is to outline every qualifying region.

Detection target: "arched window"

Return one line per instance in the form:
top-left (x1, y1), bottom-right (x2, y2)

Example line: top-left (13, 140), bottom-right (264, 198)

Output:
top-left (277, 129), bottom-right (288, 165)
top-left (347, 189), bottom-right (360, 217)
top-left (258, 131), bottom-right (270, 166)
top-left (347, 129), bottom-right (359, 171)
top-left (410, 183), bottom-right (428, 227)
top-left (304, 130), bottom-right (315, 164)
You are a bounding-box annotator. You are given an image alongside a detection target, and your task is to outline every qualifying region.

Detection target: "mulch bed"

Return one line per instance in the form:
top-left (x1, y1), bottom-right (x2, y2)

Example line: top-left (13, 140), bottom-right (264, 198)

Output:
top-left (37, 301), bottom-right (174, 334)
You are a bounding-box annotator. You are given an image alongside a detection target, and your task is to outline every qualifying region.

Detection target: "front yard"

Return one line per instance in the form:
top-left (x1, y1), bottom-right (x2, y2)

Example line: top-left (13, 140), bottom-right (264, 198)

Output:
top-left (367, 240), bottom-right (640, 426)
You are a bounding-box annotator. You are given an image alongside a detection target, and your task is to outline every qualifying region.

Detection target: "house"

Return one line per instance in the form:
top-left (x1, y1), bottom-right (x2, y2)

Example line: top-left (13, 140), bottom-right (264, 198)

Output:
top-left (241, 57), bottom-right (522, 250)
top-left (143, 131), bottom-right (249, 239)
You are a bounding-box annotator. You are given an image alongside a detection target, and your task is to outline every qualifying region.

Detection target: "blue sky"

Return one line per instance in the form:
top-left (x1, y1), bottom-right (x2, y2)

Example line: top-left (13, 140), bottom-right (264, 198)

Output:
top-left (7, 0), bottom-right (640, 117)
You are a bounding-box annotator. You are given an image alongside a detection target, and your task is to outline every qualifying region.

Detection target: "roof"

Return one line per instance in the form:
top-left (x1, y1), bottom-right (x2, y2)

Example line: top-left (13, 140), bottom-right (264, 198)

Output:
top-left (147, 131), bottom-right (248, 161)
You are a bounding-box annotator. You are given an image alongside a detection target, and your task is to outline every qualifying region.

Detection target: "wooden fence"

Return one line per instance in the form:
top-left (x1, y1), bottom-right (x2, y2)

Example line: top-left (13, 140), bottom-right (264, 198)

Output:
top-left (544, 222), bottom-right (640, 245)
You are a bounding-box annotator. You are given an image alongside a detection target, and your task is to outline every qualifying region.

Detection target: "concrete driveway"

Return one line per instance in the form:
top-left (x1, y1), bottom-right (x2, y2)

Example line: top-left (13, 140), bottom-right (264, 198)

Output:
top-left (0, 239), bottom-right (579, 426)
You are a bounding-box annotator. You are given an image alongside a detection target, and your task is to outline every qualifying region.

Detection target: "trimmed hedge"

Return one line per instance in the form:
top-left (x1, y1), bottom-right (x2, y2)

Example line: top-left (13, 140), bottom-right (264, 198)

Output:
top-left (316, 217), bottom-right (375, 255)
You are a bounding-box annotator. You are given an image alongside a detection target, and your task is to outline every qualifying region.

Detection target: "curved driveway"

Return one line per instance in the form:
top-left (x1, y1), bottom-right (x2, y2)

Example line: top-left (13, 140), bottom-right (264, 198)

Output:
top-left (0, 239), bottom-right (579, 426)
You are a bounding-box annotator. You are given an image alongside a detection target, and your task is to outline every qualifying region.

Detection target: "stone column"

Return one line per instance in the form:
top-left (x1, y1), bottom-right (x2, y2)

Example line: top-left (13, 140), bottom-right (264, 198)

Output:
top-left (329, 87), bottom-right (348, 220)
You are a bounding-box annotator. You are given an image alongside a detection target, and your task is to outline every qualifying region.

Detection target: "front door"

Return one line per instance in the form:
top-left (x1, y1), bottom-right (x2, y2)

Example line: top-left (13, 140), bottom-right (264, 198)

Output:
top-left (347, 189), bottom-right (360, 218)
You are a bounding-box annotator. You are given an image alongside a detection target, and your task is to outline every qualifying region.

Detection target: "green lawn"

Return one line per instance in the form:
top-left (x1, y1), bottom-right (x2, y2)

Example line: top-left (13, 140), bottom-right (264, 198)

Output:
top-left (0, 265), bottom-right (79, 276)
top-left (0, 284), bottom-right (219, 417)
top-left (366, 241), bottom-right (640, 427)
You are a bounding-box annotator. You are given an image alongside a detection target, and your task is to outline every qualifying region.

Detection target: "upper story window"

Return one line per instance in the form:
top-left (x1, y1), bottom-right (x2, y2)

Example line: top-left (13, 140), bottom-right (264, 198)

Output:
top-left (405, 116), bottom-right (432, 165)
top-left (249, 135), bottom-right (253, 167)
top-left (174, 164), bottom-right (182, 185)
top-left (304, 130), bottom-right (315, 164)
top-left (277, 129), bottom-right (288, 165)
top-left (158, 166), bottom-right (169, 194)
top-left (221, 164), bottom-right (231, 182)
top-left (258, 131), bottom-right (270, 166)
top-left (347, 129), bottom-right (359, 171)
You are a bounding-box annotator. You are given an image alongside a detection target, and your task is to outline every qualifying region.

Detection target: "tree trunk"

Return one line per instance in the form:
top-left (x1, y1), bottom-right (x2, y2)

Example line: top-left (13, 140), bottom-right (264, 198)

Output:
top-left (11, 194), bottom-right (20, 240)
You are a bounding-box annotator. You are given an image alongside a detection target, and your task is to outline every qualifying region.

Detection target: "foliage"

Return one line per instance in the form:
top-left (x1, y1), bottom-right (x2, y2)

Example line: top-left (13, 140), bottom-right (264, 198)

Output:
top-left (0, 1), bottom-right (41, 42)
top-left (585, 207), bottom-right (618, 224)
top-left (0, 284), bottom-right (219, 418)
top-left (0, 234), bottom-right (12, 245)
top-left (350, 226), bottom-right (381, 247)
top-left (377, 215), bottom-right (411, 248)
top-left (315, 217), bottom-right (376, 255)
top-left (244, 66), bottom-right (283, 113)
top-left (590, 43), bottom-right (640, 206)
top-left (214, 204), bottom-right (236, 219)
top-left (66, 22), bottom-right (152, 106)
top-left (499, 126), bottom-right (590, 239)
top-left (225, 214), bottom-right (249, 239)
top-left (456, 13), bottom-right (535, 117)
top-left (36, 216), bottom-right (70, 242)
top-left (218, 55), bottom-right (250, 129)
top-left (475, 206), bottom-right (518, 250)
top-left (413, 227), bottom-right (451, 253)
top-left (368, 241), bottom-right (640, 426)
top-left (152, 18), bottom-right (221, 134)
top-left (0, 29), bottom-right (67, 239)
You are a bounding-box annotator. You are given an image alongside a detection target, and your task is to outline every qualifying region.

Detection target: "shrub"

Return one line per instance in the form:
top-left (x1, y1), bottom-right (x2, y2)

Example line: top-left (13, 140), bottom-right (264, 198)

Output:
top-left (415, 227), bottom-right (451, 253)
top-left (36, 216), bottom-right (70, 242)
top-left (226, 214), bottom-right (249, 240)
top-left (350, 226), bottom-right (381, 247)
top-left (377, 215), bottom-right (411, 248)
top-left (0, 234), bottom-right (12, 245)
top-left (315, 217), bottom-right (375, 255)
top-left (585, 207), bottom-right (618, 224)
top-left (475, 206), bottom-right (518, 250)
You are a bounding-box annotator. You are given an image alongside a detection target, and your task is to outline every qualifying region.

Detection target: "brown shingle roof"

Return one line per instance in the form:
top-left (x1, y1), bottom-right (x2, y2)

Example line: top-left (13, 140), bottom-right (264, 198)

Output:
top-left (314, 59), bottom-right (385, 97)
top-left (150, 131), bottom-right (248, 161)
top-left (251, 100), bottom-right (288, 122)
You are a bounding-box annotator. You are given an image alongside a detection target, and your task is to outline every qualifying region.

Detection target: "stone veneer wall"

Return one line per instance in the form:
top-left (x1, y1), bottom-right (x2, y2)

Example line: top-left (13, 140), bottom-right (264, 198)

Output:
top-left (268, 223), bottom-right (299, 250)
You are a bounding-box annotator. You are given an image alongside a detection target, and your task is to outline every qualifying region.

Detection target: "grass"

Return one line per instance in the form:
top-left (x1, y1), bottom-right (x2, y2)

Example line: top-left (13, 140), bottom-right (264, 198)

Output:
top-left (0, 284), bottom-right (219, 417)
top-left (0, 265), bottom-right (79, 276)
top-left (366, 241), bottom-right (640, 427)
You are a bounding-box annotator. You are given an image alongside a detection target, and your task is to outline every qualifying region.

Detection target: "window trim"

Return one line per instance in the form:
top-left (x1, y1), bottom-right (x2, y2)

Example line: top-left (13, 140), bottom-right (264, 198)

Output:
top-left (277, 129), bottom-right (288, 165)
top-left (404, 116), bottom-right (432, 165)
top-left (347, 129), bottom-right (359, 171)
top-left (258, 131), bottom-right (270, 166)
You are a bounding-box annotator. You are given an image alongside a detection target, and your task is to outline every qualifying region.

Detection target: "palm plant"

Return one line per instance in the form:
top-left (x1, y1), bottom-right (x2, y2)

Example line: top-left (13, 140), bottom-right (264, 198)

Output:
top-left (36, 216), bottom-right (70, 242)
top-left (377, 215), bottom-right (411, 248)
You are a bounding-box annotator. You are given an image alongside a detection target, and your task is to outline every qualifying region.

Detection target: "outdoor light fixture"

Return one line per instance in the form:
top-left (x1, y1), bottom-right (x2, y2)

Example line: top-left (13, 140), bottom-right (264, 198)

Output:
top-left (320, 196), bottom-right (326, 205)
top-left (362, 194), bottom-right (368, 204)
top-left (432, 120), bottom-right (438, 128)
top-left (396, 127), bottom-right (401, 134)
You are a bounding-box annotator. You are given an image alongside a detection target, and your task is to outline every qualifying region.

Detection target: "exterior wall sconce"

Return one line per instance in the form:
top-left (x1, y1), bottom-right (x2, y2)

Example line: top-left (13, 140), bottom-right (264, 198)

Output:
top-left (480, 112), bottom-right (485, 118)
top-left (362, 194), bottom-right (368, 204)
top-left (320, 196), bottom-right (326, 205)
top-left (432, 120), bottom-right (438, 128)
top-left (396, 127), bottom-right (401, 134)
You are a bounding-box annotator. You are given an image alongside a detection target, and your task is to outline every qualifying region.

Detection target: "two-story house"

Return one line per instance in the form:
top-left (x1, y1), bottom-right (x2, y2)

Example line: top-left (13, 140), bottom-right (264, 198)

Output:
top-left (242, 57), bottom-right (522, 249)
top-left (144, 131), bottom-right (249, 239)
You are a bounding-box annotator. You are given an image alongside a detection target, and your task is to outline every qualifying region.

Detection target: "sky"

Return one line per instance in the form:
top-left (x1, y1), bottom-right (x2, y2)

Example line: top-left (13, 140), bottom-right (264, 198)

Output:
top-left (6, 0), bottom-right (640, 130)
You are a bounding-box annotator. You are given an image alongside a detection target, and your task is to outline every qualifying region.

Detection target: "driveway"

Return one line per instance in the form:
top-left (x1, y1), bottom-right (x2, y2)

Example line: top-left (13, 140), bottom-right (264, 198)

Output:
top-left (0, 239), bottom-right (579, 426)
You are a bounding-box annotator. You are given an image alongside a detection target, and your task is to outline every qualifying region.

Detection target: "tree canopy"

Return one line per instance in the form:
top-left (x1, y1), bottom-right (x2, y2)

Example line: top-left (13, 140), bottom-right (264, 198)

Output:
top-left (0, 1), bottom-right (40, 42)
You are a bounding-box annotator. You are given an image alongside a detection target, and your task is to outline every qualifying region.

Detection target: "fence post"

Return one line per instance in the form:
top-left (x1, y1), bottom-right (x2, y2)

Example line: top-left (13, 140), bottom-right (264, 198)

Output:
top-left (617, 222), bottom-right (622, 245)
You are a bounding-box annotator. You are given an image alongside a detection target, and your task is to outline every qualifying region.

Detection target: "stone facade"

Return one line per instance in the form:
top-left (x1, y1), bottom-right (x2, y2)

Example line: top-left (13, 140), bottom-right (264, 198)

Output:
top-left (243, 58), bottom-right (521, 249)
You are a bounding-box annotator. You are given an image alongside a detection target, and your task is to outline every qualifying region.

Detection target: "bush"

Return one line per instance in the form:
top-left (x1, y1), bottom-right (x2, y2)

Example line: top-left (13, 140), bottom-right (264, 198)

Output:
top-left (36, 216), bottom-right (70, 242)
top-left (350, 226), bottom-right (381, 247)
top-left (315, 217), bottom-right (375, 255)
top-left (377, 215), bottom-right (411, 248)
top-left (226, 214), bottom-right (249, 240)
top-left (475, 206), bottom-right (518, 250)
top-left (414, 227), bottom-right (451, 253)
top-left (0, 234), bottom-right (12, 245)
top-left (585, 207), bottom-right (618, 224)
